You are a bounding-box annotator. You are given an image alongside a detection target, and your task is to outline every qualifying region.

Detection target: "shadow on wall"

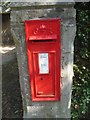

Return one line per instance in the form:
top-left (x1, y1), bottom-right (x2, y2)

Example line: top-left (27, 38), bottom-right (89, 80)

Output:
top-left (2, 13), bottom-right (23, 119)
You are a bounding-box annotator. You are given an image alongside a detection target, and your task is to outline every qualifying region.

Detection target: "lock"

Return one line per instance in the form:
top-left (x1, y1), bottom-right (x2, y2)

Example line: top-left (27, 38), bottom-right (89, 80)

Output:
top-left (24, 18), bottom-right (61, 101)
top-left (40, 78), bottom-right (43, 80)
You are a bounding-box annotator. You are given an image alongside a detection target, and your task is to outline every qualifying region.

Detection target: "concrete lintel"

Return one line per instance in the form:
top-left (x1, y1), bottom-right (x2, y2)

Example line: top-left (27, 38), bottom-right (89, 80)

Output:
top-left (10, 2), bottom-right (75, 10)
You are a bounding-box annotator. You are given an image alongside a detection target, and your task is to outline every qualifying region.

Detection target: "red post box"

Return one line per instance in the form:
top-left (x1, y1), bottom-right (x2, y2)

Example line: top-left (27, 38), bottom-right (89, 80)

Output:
top-left (24, 18), bottom-right (61, 101)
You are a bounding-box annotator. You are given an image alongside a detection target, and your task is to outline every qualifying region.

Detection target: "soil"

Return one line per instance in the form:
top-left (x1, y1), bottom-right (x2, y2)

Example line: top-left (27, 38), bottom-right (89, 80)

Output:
top-left (2, 58), bottom-right (23, 119)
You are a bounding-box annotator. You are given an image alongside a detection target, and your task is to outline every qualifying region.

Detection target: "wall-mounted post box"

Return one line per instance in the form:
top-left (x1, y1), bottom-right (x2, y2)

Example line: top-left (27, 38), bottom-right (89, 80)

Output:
top-left (24, 18), bottom-right (61, 101)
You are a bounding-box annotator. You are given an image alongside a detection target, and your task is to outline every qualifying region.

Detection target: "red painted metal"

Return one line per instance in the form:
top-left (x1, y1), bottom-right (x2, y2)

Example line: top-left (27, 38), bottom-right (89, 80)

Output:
top-left (24, 18), bottom-right (61, 101)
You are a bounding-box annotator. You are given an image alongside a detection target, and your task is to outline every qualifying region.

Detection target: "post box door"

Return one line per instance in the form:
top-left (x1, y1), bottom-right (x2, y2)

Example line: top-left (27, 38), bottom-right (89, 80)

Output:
top-left (33, 52), bottom-right (56, 97)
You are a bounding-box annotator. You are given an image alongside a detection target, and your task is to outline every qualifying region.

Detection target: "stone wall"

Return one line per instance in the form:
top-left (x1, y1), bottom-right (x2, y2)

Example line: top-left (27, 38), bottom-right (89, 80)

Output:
top-left (10, 2), bottom-right (76, 118)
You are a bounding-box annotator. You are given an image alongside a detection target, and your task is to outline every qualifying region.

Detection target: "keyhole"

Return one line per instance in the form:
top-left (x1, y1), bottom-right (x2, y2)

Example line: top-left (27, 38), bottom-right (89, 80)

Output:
top-left (40, 77), bottom-right (43, 80)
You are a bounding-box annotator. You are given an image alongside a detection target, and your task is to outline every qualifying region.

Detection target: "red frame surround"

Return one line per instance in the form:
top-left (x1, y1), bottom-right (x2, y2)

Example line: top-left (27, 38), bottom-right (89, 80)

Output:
top-left (24, 18), bottom-right (61, 101)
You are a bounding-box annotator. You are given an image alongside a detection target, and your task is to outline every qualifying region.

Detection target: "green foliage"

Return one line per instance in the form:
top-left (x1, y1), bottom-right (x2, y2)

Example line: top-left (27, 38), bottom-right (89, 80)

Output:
top-left (72, 65), bottom-right (90, 119)
top-left (71, 2), bottom-right (90, 119)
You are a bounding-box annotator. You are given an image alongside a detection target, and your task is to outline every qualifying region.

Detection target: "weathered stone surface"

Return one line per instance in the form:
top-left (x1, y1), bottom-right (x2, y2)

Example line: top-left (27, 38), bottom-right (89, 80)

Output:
top-left (10, 1), bottom-right (75, 7)
top-left (10, 2), bottom-right (76, 118)
top-left (10, 8), bottom-right (76, 23)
